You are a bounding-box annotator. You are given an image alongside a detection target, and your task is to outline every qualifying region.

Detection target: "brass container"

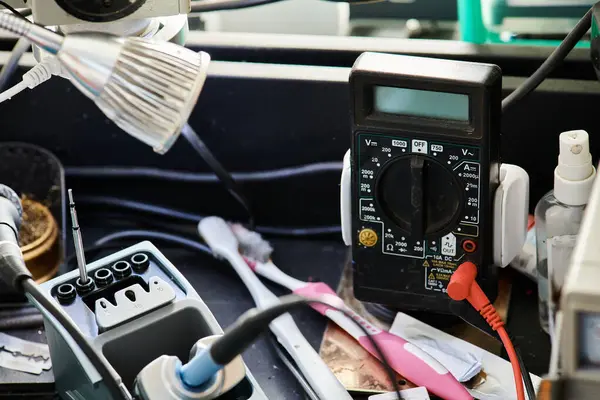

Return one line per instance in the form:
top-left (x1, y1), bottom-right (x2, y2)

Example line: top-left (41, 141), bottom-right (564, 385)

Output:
top-left (20, 199), bottom-right (60, 283)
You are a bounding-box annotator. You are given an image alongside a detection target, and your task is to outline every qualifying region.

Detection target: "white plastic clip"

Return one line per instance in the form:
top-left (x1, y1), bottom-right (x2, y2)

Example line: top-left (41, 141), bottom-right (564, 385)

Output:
top-left (340, 149), bottom-right (352, 246)
top-left (493, 164), bottom-right (530, 267)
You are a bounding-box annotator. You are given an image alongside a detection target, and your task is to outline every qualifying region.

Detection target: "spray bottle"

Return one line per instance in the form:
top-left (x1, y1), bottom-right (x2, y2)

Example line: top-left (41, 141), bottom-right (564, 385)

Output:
top-left (535, 130), bottom-right (596, 336)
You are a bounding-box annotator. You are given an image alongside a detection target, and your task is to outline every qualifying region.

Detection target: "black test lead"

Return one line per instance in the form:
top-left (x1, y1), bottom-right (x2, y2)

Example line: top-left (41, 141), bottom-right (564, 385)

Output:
top-left (68, 189), bottom-right (92, 291)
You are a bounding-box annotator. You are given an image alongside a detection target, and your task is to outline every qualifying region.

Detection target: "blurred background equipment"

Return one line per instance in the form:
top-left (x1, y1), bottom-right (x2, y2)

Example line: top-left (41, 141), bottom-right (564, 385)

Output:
top-left (0, 143), bottom-right (65, 303)
top-left (552, 143), bottom-right (600, 398)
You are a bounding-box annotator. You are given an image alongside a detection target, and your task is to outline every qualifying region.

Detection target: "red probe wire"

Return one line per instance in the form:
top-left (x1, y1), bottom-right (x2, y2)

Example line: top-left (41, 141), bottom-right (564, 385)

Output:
top-left (447, 262), bottom-right (525, 400)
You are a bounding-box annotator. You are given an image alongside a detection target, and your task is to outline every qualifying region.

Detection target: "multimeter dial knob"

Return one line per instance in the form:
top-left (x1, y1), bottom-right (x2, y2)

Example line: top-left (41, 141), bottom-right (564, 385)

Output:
top-left (376, 155), bottom-right (463, 238)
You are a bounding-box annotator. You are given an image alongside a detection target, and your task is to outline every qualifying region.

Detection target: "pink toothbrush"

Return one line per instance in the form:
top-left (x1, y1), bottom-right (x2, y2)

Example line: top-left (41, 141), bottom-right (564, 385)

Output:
top-left (231, 224), bottom-right (472, 400)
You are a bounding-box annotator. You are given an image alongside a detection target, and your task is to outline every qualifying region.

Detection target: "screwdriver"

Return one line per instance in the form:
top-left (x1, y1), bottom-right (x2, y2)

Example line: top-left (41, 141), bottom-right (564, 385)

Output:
top-left (68, 189), bottom-right (88, 285)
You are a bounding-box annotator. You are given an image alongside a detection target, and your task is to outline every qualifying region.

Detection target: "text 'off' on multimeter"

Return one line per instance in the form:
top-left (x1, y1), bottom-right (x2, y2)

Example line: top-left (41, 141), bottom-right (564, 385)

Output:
top-left (338, 52), bottom-right (530, 314)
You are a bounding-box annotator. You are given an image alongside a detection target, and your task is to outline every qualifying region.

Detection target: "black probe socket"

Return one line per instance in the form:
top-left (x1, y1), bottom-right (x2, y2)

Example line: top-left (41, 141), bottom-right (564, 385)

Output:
top-left (75, 277), bottom-right (95, 295)
top-left (94, 268), bottom-right (114, 287)
top-left (130, 253), bottom-right (149, 273)
top-left (111, 261), bottom-right (132, 279)
top-left (56, 283), bottom-right (76, 304)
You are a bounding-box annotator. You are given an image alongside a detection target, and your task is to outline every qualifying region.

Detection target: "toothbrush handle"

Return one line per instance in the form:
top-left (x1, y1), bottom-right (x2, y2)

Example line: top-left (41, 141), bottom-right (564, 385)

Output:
top-left (294, 283), bottom-right (472, 400)
top-left (269, 314), bottom-right (352, 400)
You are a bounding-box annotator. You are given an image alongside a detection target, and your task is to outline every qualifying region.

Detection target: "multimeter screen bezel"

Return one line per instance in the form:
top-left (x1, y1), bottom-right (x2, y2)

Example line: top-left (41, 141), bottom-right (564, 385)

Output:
top-left (352, 74), bottom-right (487, 140)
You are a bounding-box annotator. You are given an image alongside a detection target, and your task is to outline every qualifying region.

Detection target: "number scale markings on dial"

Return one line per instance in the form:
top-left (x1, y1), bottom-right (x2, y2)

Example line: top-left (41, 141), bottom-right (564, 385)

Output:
top-left (453, 160), bottom-right (481, 225)
top-left (357, 135), bottom-right (485, 259)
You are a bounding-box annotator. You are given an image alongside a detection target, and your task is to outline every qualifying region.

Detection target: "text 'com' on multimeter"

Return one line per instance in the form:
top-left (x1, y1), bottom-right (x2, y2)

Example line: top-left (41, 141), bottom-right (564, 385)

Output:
top-left (339, 52), bottom-right (530, 313)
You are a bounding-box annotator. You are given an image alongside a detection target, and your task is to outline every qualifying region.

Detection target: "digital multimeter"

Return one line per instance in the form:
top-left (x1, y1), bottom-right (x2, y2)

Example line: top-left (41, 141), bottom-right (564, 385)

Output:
top-left (349, 52), bottom-right (502, 313)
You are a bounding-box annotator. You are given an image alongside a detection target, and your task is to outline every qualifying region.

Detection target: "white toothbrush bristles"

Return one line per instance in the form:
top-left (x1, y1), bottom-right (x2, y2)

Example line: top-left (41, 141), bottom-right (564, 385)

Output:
top-left (230, 224), bottom-right (274, 263)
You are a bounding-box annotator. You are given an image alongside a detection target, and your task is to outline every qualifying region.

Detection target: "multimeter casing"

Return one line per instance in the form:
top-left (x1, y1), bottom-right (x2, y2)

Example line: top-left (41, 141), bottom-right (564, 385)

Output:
top-left (350, 52), bottom-right (502, 313)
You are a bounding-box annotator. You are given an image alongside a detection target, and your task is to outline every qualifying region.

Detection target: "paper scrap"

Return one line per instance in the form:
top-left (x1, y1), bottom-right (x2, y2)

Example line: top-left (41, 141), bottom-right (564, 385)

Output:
top-left (391, 313), bottom-right (541, 400)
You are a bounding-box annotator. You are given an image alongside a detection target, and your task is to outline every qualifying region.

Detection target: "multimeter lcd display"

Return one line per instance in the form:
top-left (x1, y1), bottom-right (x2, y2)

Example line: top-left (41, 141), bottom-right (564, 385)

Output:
top-left (373, 86), bottom-right (470, 121)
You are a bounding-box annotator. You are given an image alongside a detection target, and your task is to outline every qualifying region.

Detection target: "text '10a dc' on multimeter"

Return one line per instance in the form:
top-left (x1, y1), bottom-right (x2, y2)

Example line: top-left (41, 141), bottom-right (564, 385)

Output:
top-left (349, 52), bottom-right (502, 313)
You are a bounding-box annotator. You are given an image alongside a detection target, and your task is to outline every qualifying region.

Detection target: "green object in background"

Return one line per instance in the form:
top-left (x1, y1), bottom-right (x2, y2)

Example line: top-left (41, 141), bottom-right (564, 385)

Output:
top-left (593, 2), bottom-right (600, 40)
top-left (591, 2), bottom-right (600, 79)
top-left (458, 0), bottom-right (487, 44)
top-left (458, 0), bottom-right (592, 46)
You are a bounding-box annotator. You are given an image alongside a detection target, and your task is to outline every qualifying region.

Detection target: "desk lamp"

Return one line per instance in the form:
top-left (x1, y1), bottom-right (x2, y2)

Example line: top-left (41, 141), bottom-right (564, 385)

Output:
top-left (0, 12), bottom-right (210, 154)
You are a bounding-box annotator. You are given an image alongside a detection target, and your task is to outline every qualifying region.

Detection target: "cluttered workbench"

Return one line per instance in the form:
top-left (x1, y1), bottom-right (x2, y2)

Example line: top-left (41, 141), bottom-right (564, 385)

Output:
top-left (1, 225), bottom-right (550, 399)
top-left (2, 0), bottom-right (600, 398)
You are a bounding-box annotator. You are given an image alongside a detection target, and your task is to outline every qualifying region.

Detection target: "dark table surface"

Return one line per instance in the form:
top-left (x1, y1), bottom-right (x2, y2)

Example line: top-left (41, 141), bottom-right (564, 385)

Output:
top-left (0, 229), bottom-right (550, 399)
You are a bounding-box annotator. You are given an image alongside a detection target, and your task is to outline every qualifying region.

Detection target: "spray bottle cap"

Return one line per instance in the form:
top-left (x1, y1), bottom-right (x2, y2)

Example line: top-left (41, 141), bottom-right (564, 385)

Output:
top-left (554, 130), bottom-right (596, 206)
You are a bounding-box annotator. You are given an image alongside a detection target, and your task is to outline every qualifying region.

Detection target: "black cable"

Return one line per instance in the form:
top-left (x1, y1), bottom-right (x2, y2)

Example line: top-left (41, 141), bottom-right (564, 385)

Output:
top-left (76, 196), bottom-right (342, 237)
top-left (181, 123), bottom-right (255, 229)
top-left (94, 230), bottom-right (213, 254)
top-left (501, 8), bottom-right (592, 113)
top-left (190, 0), bottom-right (285, 12)
top-left (0, 1), bottom-right (28, 20)
top-left (79, 211), bottom-right (198, 237)
top-left (64, 242), bottom-right (137, 267)
top-left (209, 294), bottom-right (402, 399)
top-left (515, 347), bottom-right (536, 400)
top-left (21, 278), bottom-right (130, 400)
top-left (65, 162), bottom-right (343, 182)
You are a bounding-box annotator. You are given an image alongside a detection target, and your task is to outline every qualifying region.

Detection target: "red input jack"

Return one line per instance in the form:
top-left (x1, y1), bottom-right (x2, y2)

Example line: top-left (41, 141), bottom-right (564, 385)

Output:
top-left (462, 239), bottom-right (477, 253)
top-left (447, 262), bottom-right (525, 400)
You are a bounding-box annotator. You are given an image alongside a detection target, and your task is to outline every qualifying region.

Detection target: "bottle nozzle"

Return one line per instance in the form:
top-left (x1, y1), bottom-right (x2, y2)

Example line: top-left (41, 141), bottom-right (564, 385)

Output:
top-left (555, 130), bottom-right (596, 206)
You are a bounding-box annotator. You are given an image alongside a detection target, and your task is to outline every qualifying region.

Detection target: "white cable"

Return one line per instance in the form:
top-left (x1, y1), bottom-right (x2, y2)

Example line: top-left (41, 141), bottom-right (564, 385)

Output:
top-left (0, 56), bottom-right (66, 104)
top-left (0, 80), bottom-right (27, 103)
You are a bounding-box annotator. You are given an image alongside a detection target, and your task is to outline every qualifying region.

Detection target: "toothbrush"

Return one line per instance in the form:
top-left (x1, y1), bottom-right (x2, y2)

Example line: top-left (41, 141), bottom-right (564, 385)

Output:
top-left (197, 217), bottom-right (352, 400)
top-left (231, 224), bottom-right (473, 400)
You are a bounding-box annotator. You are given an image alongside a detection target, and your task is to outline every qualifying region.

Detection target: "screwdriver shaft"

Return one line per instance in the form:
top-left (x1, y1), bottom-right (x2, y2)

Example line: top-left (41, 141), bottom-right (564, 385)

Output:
top-left (68, 189), bottom-right (88, 284)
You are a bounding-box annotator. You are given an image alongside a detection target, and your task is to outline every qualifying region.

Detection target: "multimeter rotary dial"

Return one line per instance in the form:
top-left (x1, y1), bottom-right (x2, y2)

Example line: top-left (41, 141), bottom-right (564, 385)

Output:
top-left (55, 0), bottom-right (147, 22)
top-left (376, 155), bottom-right (463, 238)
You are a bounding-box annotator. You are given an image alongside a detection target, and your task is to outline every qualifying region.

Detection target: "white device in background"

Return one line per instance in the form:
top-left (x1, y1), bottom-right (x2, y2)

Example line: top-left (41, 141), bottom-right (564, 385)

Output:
top-left (2, 0), bottom-right (190, 43)
top-left (199, 0), bottom-right (349, 36)
top-left (556, 158), bottom-right (600, 398)
top-left (30, 0), bottom-right (190, 26)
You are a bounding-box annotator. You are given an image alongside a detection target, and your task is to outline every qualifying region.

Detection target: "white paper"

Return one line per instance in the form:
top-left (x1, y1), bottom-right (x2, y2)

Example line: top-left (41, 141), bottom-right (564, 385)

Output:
top-left (369, 387), bottom-right (430, 400)
top-left (391, 313), bottom-right (542, 400)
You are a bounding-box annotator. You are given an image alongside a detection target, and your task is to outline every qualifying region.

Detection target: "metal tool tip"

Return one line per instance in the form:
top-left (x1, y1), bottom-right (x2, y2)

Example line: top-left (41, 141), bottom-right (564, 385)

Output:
top-left (68, 189), bottom-right (74, 204)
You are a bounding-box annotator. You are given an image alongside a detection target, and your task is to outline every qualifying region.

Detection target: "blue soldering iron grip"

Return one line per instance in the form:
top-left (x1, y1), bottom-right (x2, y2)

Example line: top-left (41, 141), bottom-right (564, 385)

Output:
top-left (179, 346), bottom-right (221, 388)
